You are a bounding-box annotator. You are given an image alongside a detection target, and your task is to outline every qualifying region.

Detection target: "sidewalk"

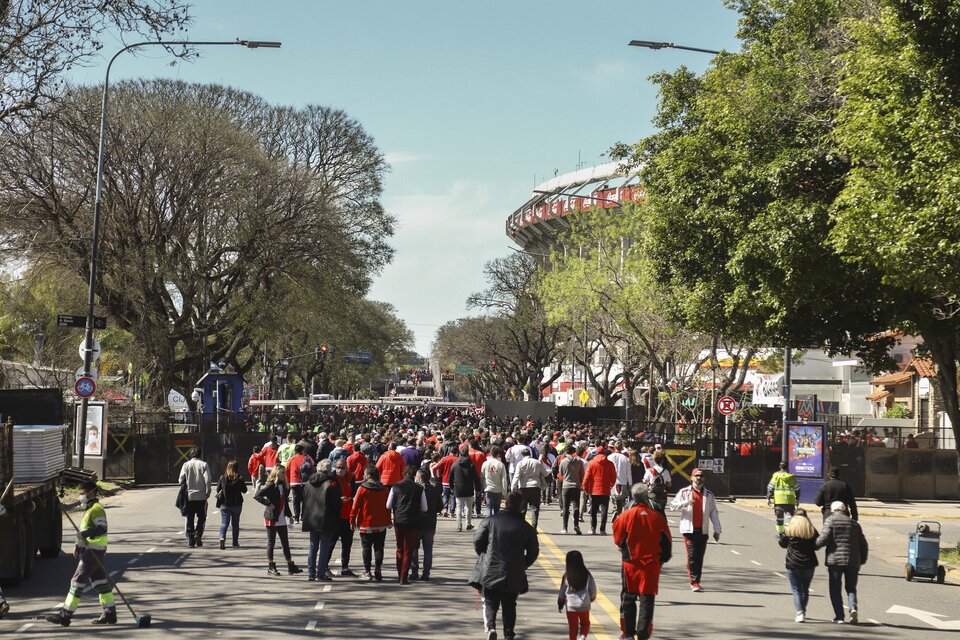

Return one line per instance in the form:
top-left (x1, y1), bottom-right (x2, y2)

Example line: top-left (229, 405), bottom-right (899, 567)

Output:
top-left (730, 497), bottom-right (960, 585)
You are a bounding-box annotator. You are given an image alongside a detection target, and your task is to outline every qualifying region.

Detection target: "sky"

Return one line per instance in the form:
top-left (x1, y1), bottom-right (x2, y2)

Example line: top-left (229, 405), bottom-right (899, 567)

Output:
top-left (69, 1), bottom-right (743, 356)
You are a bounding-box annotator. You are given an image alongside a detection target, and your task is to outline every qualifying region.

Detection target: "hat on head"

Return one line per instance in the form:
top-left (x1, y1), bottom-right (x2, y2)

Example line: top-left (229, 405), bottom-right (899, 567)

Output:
top-left (82, 480), bottom-right (99, 492)
top-left (691, 468), bottom-right (704, 477)
top-left (830, 500), bottom-right (847, 513)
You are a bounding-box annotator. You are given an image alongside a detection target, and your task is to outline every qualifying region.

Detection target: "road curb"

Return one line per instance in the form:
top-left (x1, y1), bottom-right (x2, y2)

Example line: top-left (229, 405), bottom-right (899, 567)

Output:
top-left (730, 498), bottom-right (960, 520)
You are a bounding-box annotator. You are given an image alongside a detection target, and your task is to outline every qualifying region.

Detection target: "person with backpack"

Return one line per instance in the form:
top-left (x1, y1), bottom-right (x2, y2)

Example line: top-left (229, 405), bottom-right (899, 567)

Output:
top-left (450, 444), bottom-right (484, 532)
top-left (642, 450), bottom-right (672, 514)
top-left (215, 459), bottom-right (248, 550)
top-left (557, 550), bottom-right (597, 640)
top-left (412, 466), bottom-right (443, 581)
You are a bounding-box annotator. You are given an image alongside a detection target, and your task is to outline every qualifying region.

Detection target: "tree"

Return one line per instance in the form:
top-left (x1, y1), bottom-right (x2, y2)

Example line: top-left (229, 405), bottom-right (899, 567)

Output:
top-left (433, 317), bottom-right (512, 402)
top-left (0, 0), bottom-right (190, 129)
top-left (0, 79), bottom-right (393, 403)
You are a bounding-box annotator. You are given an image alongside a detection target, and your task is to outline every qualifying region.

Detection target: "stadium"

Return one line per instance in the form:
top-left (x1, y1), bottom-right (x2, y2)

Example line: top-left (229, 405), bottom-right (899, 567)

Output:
top-left (505, 161), bottom-right (644, 252)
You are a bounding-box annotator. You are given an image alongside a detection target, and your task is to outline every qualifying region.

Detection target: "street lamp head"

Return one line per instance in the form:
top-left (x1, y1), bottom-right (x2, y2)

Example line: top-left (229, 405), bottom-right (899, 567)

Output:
top-left (237, 39), bottom-right (282, 49)
top-left (629, 40), bottom-right (670, 50)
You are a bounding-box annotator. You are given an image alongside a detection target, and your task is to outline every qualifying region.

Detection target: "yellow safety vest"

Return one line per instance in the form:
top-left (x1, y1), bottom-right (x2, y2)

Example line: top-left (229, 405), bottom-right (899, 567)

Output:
top-left (77, 500), bottom-right (108, 551)
top-left (770, 471), bottom-right (799, 505)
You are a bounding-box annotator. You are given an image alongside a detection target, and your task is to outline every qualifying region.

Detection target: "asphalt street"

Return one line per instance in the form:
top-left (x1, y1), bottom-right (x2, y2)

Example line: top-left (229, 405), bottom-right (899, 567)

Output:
top-left (2, 487), bottom-right (959, 639)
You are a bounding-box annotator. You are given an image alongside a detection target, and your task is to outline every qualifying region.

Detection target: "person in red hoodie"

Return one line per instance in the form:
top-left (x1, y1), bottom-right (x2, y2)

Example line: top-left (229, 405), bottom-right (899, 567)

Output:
top-left (260, 437), bottom-right (280, 476)
top-left (583, 443), bottom-right (618, 535)
top-left (350, 464), bottom-right (391, 581)
top-left (432, 449), bottom-right (459, 517)
top-left (467, 439), bottom-right (486, 517)
top-left (346, 444), bottom-right (368, 492)
top-left (247, 445), bottom-right (264, 493)
top-left (376, 440), bottom-right (405, 487)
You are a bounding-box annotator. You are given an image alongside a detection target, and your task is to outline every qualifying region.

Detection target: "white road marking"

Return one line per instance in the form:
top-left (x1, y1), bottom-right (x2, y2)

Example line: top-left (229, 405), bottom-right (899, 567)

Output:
top-left (174, 552), bottom-right (188, 565)
top-left (163, 539), bottom-right (172, 543)
top-left (146, 547), bottom-right (157, 553)
top-left (869, 619), bottom-right (882, 626)
top-left (730, 550), bottom-right (741, 555)
top-left (16, 623), bottom-right (33, 632)
top-left (127, 558), bottom-right (139, 565)
top-left (315, 601), bottom-right (325, 610)
top-left (773, 572), bottom-right (786, 578)
top-left (751, 560), bottom-right (762, 566)
top-left (887, 605), bottom-right (960, 630)
top-left (321, 584), bottom-right (332, 592)
top-left (306, 620), bottom-right (318, 630)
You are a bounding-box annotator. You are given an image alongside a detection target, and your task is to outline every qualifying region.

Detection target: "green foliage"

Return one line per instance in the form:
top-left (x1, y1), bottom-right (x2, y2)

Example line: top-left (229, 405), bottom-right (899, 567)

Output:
top-left (882, 404), bottom-right (913, 419)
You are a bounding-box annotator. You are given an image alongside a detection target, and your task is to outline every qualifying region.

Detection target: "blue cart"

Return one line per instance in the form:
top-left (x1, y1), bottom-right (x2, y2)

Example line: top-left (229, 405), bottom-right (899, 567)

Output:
top-left (905, 520), bottom-right (946, 583)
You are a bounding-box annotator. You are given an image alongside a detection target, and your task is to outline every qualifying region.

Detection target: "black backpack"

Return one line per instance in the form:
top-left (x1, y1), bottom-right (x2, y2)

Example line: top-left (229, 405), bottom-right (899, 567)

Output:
top-left (650, 469), bottom-right (667, 499)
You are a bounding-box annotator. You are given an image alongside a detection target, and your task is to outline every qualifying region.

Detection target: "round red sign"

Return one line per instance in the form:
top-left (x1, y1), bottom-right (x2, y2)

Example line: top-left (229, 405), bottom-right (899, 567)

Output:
top-left (717, 395), bottom-right (737, 416)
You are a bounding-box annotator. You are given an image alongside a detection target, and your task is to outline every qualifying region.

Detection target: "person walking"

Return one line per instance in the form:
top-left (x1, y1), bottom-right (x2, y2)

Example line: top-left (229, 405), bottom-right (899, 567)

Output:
top-left (481, 445), bottom-right (509, 518)
top-left (641, 450), bottom-right (671, 515)
top-left (450, 444), bottom-right (483, 532)
top-left (412, 467), bottom-right (442, 581)
top-left (375, 440), bottom-right (406, 487)
top-left (287, 444), bottom-right (313, 524)
top-left (583, 444), bottom-right (617, 535)
top-left (351, 464), bottom-right (392, 581)
top-left (45, 482), bottom-right (116, 626)
top-left (247, 445), bottom-right (264, 494)
top-left (301, 459), bottom-right (342, 582)
top-left (612, 483), bottom-right (672, 640)
top-left (178, 447), bottom-right (212, 548)
top-left (387, 465), bottom-right (427, 584)
top-left (777, 507), bottom-right (819, 623)
top-left (254, 465), bottom-right (303, 577)
top-left (816, 501), bottom-right (868, 624)
top-left (327, 457), bottom-right (356, 577)
top-left (814, 466), bottom-right (858, 523)
top-left (558, 446), bottom-right (586, 535)
top-left (557, 550), bottom-right (597, 640)
top-left (767, 461), bottom-right (800, 534)
top-left (216, 459), bottom-right (248, 550)
top-left (670, 467), bottom-right (721, 592)
top-left (608, 443), bottom-right (632, 521)
top-left (433, 448), bottom-right (458, 517)
top-left (469, 491), bottom-right (540, 640)
top-left (511, 447), bottom-right (550, 530)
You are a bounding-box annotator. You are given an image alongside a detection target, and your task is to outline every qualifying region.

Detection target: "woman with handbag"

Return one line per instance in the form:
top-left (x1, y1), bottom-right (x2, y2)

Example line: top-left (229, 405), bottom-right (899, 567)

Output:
top-left (216, 459), bottom-right (248, 550)
top-left (254, 465), bottom-right (303, 576)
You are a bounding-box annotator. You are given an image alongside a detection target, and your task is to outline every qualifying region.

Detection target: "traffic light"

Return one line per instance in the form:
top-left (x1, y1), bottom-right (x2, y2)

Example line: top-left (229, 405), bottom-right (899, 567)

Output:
top-left (490, 360), bottom-right (497, 368)
top-left (320, 344), bottom-right (329, 354)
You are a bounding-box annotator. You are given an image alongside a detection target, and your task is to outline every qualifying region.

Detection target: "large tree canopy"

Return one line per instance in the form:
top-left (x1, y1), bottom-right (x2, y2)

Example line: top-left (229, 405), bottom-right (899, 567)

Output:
top-left (0, 79), bottom-right (394, 400)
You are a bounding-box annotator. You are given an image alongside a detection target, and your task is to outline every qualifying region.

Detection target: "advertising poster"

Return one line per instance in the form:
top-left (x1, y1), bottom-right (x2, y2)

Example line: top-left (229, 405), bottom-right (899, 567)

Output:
top-left (787, 421), bottom-right (825, 478)
top-left (76, 401), bottom-right (107, 458)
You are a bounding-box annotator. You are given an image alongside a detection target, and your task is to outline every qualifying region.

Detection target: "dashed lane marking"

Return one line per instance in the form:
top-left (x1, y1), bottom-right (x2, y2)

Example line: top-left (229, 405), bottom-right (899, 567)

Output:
top-left (315, 601), bottom-right (325, 610)
top-left (751, 560), bottom-right (762, 566)
top-left (127, 558), bottom-right (139, 565)
top-left (306, 620), bottom-right (318, 630)
top-left (16, 623), bottom-right (33, 632)
top-left (773, 572), bottom-right (785, 578)
top-left (321, 584), bottom-right (332, 593)
top-left (869, 619), bottom-right (882, 626)
top-left (146, 547), bottom-right (157, 553)
top-left (538, 527), bottom-right (617, 640)
top-left (730, 550), bottom-right (741, 555)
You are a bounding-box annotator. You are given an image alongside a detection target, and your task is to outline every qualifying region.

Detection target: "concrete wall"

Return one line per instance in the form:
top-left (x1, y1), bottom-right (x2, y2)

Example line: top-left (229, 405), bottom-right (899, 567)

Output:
top-left (865, 448), bottom-right (960, 500)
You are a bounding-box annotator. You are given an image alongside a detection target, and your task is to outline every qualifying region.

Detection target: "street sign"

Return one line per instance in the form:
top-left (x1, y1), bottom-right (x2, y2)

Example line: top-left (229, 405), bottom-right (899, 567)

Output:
top-left (717, 395), bottom-right (738, 415)
top-left (75, 376), bottom-right (97, 399)
top-left (455, 364), bottom-right (477, 375)
top-left (75, 366), bottom-right (99, 382)
top-left (579, 389), bottom-right (590, 406)
top-left (343, 351), bottom-right (373, 365)
top-left (58, 314), bottom-right (106, 329)
top-left (78, 339), bottom-right (102, 362)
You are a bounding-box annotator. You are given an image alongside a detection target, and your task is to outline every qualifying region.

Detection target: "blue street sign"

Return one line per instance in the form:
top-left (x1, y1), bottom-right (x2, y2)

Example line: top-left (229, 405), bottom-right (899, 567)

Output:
top-left (75, 376), bottom-right (97, 398)
top-left (343, 351), bottom-right (373, 365)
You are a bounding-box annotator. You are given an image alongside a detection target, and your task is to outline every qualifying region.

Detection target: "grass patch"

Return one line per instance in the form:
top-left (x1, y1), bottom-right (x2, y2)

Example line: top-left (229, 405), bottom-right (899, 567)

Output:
top-left (940, 545), bottom-right (960, 566)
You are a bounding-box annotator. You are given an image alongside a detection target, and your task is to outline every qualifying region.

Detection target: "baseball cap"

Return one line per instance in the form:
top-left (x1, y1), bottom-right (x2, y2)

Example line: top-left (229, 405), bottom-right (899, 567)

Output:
top-left (830, 500), bottom-right (847, 513)
top-left (691, 468), bottom-right (704, 477)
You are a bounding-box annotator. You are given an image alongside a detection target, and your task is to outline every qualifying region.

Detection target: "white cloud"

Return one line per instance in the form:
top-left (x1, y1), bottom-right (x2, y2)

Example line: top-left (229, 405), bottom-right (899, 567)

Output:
top-left (576, 59), bottom-right (632, 91)
top-left (383, 151), bottom-right (423, 165)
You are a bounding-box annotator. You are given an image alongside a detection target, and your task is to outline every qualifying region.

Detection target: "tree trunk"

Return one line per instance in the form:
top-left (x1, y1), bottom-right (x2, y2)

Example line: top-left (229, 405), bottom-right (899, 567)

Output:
top-left (924, 333), bottom-right (960, 465)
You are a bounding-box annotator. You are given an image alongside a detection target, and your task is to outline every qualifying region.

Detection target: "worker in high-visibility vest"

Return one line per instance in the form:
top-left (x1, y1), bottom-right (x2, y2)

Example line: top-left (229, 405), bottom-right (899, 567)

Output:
top-left (766, 461), bottom-right (800, 534)
top-left (46, 481), bottom-right (116, 626)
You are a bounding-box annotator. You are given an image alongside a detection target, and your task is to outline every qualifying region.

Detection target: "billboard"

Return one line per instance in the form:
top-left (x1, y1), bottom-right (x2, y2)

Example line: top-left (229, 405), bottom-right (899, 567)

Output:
top-left (76, 401), bottom-right (107, 458)
top-left (786, 421), bottom-right (825, 478)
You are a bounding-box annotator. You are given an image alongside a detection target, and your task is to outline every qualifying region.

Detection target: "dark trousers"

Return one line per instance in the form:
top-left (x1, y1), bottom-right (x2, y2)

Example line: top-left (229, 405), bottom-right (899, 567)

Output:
top-left (621, 591), bottom-right (656, 640)
top-left (442, 485), bottom-right (454, 512)
top-left (326, 518), bottom-right (354, 570)
top-left (360, 530), bottom-right (386, 575)
top-left (486, 491), bottom-right (502, 517)
top-left (475, 492), bottom-right (484, 516)
top-left (308, 530), bottom-right (333, 579)
top-left (482, 587), bottom-right (518, 638)
top-left (412, 528), bottom-right (435, 577)
top-left (590, 494), bottom-right (610, 532)
top-left (265, 525), bottom-right (291, 564)
top-left (827, 565), bottom-right (859, 621)
top-left (561, 487), bottom-right (581, 530)
top-left (185, 500), bottom-right (206, 539)
top-left (218, 505), bottom-right (241, 544)
top-left (520, 487), bottom-right (542, 527)
top-left (394, 524), bottom-right (420, 580)
top-left (290, 484), bottom-right (305, 521)
top-left (683, 530), bottom-right (709, 583)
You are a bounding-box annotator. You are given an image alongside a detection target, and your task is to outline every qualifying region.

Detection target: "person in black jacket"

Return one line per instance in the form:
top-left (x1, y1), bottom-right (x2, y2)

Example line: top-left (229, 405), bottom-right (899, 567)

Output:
top-left (816, 501), bottom-right (868, 624)
top-left (814, 467), bottom-right (858, 522)
top-left (412, 467), bottom-right (443, 581)
top-left (216, 460), bottom-right (248, 550)
top-left (777, 508), bottom-right (819, 623)
top-left (449, 444), bottom-right (483, 532)
top-left (302, 459), bottom-right (343, 582)
top-left (469, 491), bottom-right (539, 640)
top-left (387, 465), bottom-right (427, 585)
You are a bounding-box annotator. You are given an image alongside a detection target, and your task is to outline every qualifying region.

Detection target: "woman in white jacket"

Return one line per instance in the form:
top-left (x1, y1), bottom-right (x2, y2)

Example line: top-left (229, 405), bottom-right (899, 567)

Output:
top-left (669, 468), bottom-right (722, 592)
top-left (481, 446), bottom-right (510, 517)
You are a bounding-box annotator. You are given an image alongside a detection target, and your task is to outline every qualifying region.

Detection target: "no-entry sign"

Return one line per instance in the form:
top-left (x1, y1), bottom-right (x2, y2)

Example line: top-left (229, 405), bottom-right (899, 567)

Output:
top-left (717, 395), bottom-right (738, 416)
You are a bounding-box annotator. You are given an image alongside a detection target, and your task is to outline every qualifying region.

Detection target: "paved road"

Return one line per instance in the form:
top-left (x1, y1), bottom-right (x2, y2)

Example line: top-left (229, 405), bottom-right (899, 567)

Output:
top-left (2, 487), bottom-right (959, 638)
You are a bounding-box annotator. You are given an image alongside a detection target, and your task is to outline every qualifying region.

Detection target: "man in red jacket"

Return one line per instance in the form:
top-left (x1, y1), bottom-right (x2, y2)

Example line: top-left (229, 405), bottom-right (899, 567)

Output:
top-left (583, 443), bottom-right (618, 535)
top-left (346, 445), bottom-right (368, 492)
top-left (376, 441), bottom-right (405, 487)
top-left (247, 445), bottom-right (264, 493)
top-left (613, 483), bottom-right (672, 640)
top-left (433, 450), bottom-right (458, 517)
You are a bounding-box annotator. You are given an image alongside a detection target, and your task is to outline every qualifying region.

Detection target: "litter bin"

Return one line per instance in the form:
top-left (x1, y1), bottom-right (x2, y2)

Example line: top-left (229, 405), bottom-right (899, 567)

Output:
top-left (905, 520), bottom-right (945, 583)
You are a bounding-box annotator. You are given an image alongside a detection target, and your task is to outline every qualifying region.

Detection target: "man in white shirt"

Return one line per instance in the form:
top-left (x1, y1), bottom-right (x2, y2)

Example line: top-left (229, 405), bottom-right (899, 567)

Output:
top-left (178, 447), bottom-right (212, 548)
top-left (607, 442), bottom-right (632, 520)
top-left (505, 435), bottom-right (532, 476)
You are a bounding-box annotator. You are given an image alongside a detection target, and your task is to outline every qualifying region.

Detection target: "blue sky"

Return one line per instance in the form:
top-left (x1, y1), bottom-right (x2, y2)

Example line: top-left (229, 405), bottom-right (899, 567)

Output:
top-left (71, 1), bottom-right (742, 355)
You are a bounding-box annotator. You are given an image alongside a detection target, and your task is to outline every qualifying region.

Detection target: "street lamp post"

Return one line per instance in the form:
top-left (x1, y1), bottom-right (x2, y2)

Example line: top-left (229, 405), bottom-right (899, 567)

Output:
top-left (628, 40), bottom-right (721, 55)
top-left (76, 38), bottom-right (281, 469)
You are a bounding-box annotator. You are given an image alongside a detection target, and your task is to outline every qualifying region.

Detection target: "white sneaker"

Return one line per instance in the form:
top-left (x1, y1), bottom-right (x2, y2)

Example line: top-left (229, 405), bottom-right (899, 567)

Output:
top-left (560, 528), bottom-right (568, 534)
top-left (795, 612), bottom-right (805, 623)
top-left (849, 609), bottom-right (858, 624)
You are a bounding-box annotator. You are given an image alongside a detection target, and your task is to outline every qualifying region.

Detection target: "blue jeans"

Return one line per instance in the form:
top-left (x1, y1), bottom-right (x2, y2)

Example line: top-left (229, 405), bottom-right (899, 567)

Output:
top-left (411, 528), bottom-right (435, 577)
top-left (485, 491), bottom-right (502, 518)
top-left (827, 565), bottom-right (859, 620)
top-left (786, 567), bottom-right (815, 613)
top-left (218, 505), bottom-right (242, 544)
top-left (308, 531), bottom-right (334, 579)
